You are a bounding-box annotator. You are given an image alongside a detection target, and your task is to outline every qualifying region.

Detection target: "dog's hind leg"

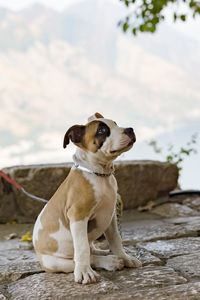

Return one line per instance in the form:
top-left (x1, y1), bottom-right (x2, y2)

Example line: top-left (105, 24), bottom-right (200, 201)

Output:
top-left (90, 242), bottom-right (110, 256)
top-left (38, 254), bottom-right (74, 273)
top-left (91, 254), bottom-right (124, 271)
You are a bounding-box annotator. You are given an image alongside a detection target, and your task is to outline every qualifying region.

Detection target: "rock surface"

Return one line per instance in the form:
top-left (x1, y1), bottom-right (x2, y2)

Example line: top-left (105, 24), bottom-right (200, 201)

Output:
top-left (166, 253), bottom-right (200, 280)
top-left (103, 282), bottom-right (200, 300)
top-left (151, 203), bottom-right (200, 218)
top-left (183, 197), bottom-right (200, 210)
top-left (0, 249), bottom-right (42, 282)
top-left (0, 179), bottom-right (17, 224)
top-left (138, 237), bottom-right (200, 259)
top-left (115, 160), bottom-right (178, 209)
top-left (1, 207), bottom-right (200, 299)
top-left (6, 266), bottom-right (187, 300)
top-left (122, 245), bottom-right (163, 266)
top-left (121, 211), bottom-right (200, 244)
top-left (0, 161), bottom-right (178, 223)
top-left (0, 163), bottom-right (72, 223)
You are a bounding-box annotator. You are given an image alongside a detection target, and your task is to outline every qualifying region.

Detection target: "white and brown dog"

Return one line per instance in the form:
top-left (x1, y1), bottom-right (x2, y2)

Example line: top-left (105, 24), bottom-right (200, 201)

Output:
top-left (33, 113), bottom-right (141, 284)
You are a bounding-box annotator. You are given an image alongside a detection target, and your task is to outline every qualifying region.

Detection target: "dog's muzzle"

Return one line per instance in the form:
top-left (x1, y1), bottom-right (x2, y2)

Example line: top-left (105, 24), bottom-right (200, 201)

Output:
top-left (124, 127), bottom-right (136, 143)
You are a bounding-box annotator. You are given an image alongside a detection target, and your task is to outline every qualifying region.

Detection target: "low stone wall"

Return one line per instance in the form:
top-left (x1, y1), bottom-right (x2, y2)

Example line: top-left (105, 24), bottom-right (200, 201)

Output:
top-left (0, 160), bottom-right (178, 223)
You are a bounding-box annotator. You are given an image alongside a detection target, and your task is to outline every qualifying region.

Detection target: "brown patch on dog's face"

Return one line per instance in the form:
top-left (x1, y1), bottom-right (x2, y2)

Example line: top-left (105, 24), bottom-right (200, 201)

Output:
top-left (82, 121), bottom-right (110, 153)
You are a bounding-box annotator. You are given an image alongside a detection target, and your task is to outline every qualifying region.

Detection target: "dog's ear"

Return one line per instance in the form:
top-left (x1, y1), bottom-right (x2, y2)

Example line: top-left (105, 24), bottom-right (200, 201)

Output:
top-left (88, 112), bottom-right (104, 122)
top-left (63, 125), bottom-right (85, 148)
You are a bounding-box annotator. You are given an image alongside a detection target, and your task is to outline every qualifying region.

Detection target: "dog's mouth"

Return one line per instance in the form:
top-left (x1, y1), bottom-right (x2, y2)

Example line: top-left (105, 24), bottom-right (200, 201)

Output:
top-left (128, 140), bottom-right (134, 147)
top-left (110, 140), bottom-right (134, 154)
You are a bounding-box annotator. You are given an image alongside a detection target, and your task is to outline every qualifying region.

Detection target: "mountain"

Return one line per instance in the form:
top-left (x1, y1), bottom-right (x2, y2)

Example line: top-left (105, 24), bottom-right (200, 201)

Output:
top-left (1, 1), bottom-right (200, 71)
top-left (0, 1), bottom-right (120, 67)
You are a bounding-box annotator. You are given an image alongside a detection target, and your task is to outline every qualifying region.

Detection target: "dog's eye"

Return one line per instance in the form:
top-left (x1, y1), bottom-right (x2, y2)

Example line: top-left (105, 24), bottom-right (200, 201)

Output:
top-left (97, 127), bottom-right (107, 135)
top-left (95, 122), bottom-right (110, 137)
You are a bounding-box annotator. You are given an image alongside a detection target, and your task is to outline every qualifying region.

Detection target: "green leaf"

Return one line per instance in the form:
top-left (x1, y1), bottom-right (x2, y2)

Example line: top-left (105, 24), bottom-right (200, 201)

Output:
top-left (173, 12), bottom-right (177, 21)
top-left (125, 0), bottom-right (129, 7)
top-left (180, 14), bottom-right (186, 21)
top-left (180, 148), bottom-right (190, 155)
top-left (167, 155), bottom-right (173, 162)
top-left (189, 1), bottom-right (195, 8)
top-left (139, 24), bottom-right (145, 32)
top-left (123, 22), bottom-right (129, 32)
top-left (132, 28), bottom-right (137, 35)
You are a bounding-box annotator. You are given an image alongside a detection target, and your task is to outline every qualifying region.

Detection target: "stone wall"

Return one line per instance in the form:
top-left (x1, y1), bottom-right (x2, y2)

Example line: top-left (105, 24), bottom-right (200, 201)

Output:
top-left (0, 160), bottom-right (178, 223)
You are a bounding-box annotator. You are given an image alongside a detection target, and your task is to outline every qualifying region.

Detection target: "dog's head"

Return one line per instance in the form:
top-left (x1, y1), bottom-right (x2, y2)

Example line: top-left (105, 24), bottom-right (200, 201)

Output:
top-left (63, 113), bottom-right (136, 159)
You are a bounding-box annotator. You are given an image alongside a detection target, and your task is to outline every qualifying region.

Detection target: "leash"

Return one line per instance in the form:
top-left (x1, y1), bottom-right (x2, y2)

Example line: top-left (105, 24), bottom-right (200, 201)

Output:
top-left (0, 170), bottom-right (48, 203)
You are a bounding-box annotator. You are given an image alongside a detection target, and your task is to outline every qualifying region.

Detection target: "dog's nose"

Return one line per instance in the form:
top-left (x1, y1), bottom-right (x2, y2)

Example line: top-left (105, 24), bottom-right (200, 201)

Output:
top-left (124, 127), bottom-right (134, 137)
top-left (124, 127), bottom-right (136, 142)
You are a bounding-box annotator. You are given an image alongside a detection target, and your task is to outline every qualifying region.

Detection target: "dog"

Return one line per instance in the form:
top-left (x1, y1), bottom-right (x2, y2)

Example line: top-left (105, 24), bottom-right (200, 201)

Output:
top-left (33, 113), bottom-right (141, 284)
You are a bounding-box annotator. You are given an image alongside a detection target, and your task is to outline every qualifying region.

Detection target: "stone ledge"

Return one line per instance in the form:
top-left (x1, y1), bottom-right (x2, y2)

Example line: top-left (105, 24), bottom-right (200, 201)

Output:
top-left (0, 160), bottom-right (178, 223)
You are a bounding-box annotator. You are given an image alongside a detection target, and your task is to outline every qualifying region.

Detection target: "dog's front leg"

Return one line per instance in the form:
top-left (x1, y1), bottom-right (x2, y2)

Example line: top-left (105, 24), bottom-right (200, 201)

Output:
top-left (70, 217), bottom-right (100, 284)
top-left (105, 213), bottom-right (142, 268)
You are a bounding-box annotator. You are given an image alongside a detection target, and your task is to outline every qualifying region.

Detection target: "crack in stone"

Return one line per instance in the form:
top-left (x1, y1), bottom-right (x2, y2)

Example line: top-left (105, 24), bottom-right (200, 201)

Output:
top-left (19, 270), bottom-right (45, 280)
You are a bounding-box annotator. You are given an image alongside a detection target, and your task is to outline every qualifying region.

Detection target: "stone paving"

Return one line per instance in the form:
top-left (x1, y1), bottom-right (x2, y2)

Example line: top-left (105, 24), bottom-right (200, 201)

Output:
top-left (1, 202), bottom-right (200, 299)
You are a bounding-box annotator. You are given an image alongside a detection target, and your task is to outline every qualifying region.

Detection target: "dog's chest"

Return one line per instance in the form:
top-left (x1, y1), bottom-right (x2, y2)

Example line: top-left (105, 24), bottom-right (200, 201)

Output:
top-left (83, 173), bottom-right (118, 237)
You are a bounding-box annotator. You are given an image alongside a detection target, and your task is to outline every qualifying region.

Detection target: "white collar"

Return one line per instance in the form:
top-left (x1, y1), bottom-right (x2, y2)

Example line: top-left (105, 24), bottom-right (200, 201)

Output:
top-left (74, 164), bottom-right (113, 177)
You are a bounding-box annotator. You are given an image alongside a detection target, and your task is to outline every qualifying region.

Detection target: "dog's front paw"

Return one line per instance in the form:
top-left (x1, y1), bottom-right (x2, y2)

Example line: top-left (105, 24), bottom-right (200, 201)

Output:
top-left (123, 254), bottom-right (142, 268)
top-left (74, 264), bottom-right (100, 284)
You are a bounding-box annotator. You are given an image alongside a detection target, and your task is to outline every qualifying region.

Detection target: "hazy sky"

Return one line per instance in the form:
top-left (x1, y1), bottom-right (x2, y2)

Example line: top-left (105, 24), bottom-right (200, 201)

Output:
top-left (0, 0), bottom-right (199, 41)
top-left (0, 0), bottom-right (87, 11)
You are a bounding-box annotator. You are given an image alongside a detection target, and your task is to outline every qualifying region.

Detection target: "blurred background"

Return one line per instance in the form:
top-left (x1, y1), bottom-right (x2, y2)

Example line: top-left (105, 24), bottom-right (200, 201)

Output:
top-left (0, 0), bottom-right (199, 189)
